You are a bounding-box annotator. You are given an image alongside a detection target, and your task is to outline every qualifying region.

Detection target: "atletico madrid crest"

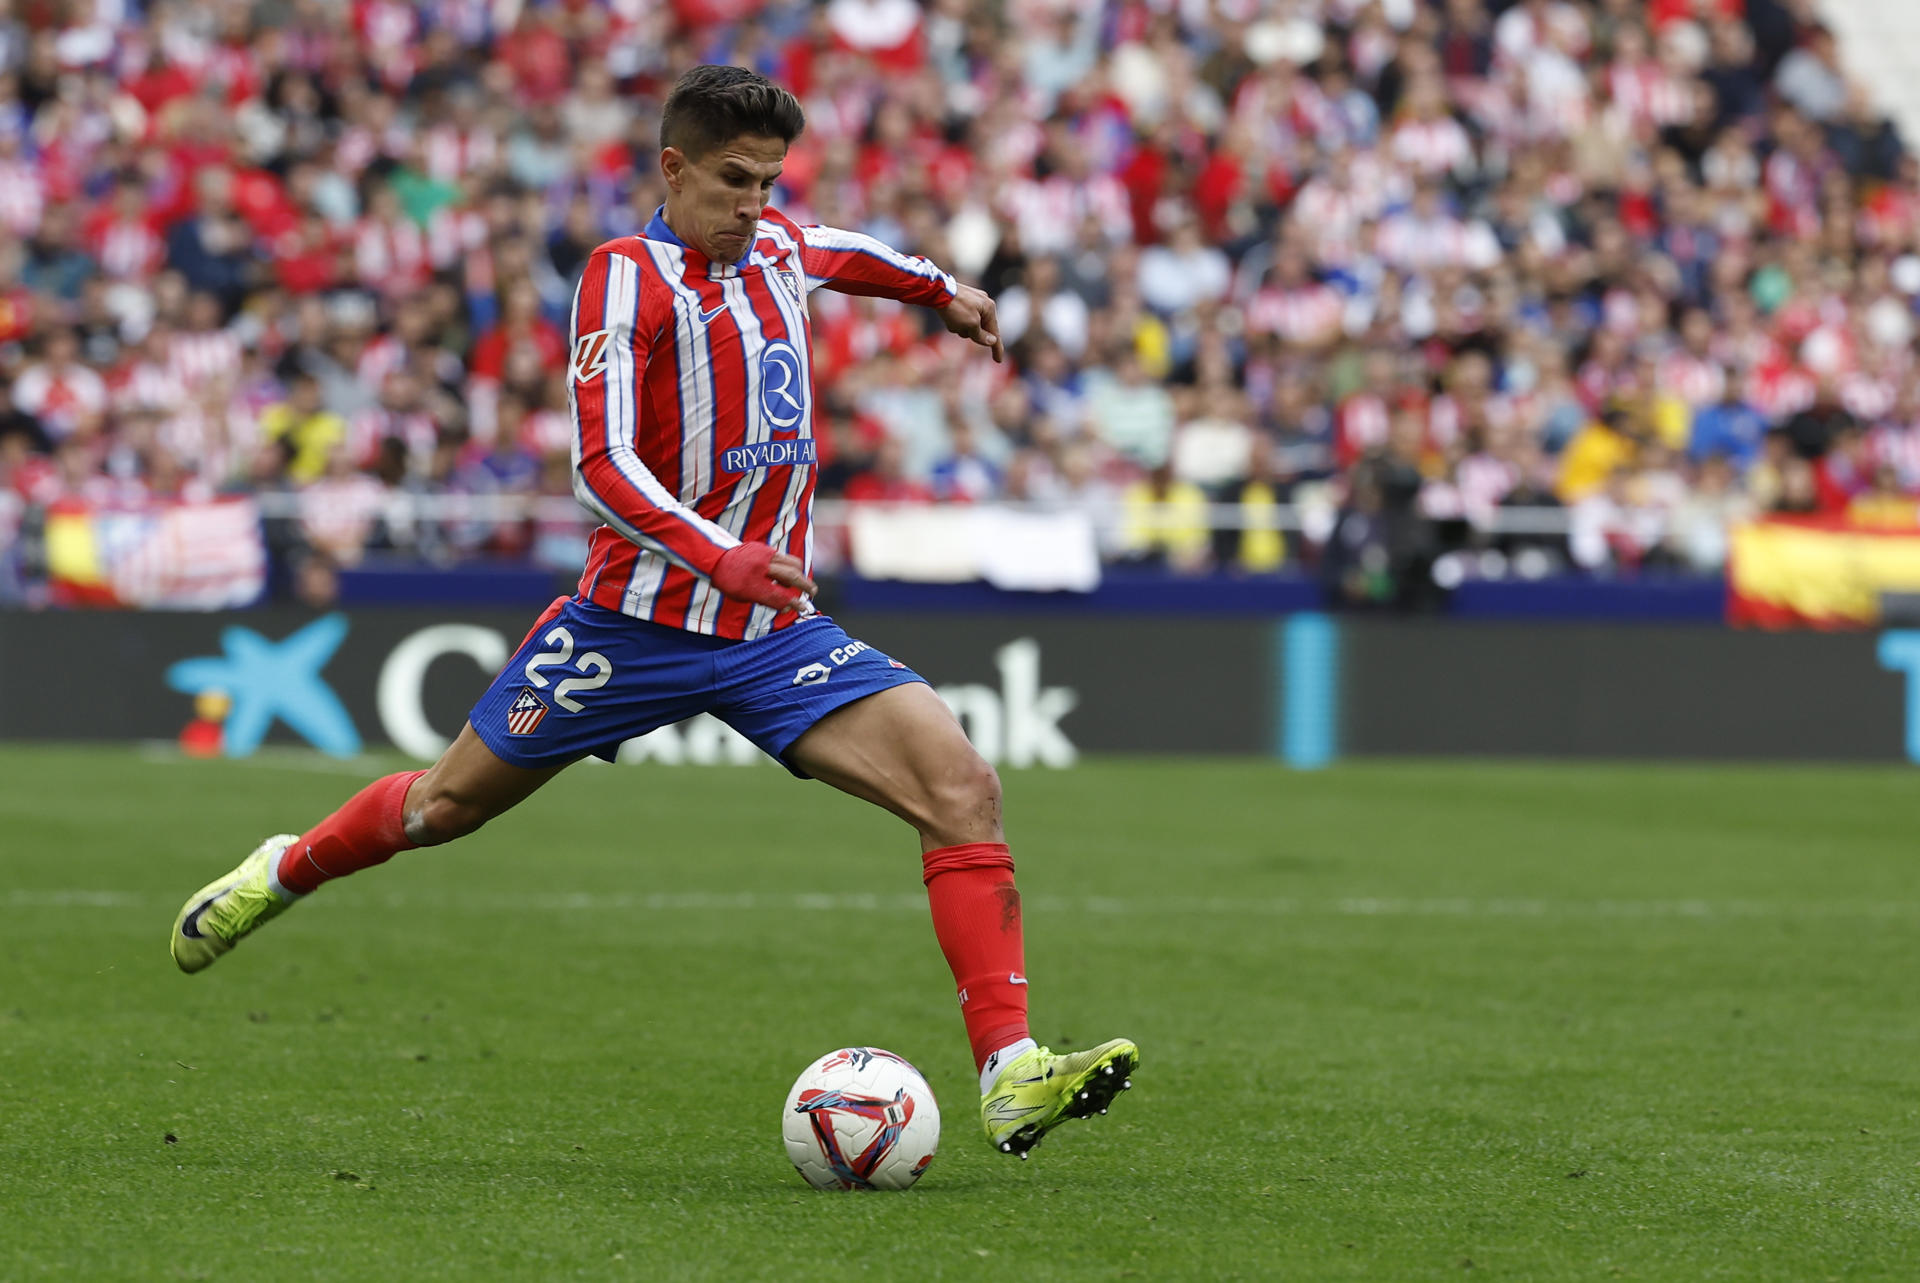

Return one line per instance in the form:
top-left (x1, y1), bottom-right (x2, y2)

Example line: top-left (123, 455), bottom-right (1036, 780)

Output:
top-left (505, 687), bottom-right (549, 736)
top-left (777, 268), bottom-right (803, 301)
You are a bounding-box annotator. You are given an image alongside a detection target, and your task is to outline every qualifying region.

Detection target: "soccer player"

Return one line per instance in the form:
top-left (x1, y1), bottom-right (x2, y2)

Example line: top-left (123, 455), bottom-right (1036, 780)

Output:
top-left (168, 65), bottom-right (1135, 1160)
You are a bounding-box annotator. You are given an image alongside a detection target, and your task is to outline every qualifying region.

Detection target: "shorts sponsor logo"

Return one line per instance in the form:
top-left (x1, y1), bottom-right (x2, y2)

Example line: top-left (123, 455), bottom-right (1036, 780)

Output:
top-left (506, 687), bottom-right (549, 735)
top-left (720, 438), bottom-right (817, 473)
top-left (792, 662), bottom-right (831, 687)
top-left (830, 641), bottom-right (870, 666)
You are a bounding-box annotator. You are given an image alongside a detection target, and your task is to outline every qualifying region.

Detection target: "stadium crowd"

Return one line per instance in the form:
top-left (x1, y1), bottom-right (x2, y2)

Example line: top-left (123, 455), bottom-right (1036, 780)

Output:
top-left (0, 0), bottom-right (1913, 606)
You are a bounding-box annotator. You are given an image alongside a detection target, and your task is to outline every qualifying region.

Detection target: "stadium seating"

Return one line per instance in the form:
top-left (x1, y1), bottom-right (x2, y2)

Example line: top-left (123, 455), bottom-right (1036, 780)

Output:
top-left (0, 0), bottom-right (1913, 606)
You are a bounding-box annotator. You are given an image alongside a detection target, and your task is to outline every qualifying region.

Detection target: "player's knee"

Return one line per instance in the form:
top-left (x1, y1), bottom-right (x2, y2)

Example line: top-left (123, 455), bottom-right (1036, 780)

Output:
top-left (921, 752), bottom-right (1003, 845)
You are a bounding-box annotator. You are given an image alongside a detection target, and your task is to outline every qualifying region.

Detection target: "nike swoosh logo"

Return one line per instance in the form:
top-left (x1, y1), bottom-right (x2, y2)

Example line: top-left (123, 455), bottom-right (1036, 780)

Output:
top-left (1009, 973), bottom-right (1028, 985)
top-left (179, 891), bottom-right (225, 940)
top-left (698, 303), bottom-right (727, 325)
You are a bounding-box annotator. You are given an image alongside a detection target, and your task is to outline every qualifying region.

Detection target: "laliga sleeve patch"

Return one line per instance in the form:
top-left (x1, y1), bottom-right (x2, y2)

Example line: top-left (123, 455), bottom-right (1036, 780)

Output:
top-left (571, 330), bottom-right (611, 384)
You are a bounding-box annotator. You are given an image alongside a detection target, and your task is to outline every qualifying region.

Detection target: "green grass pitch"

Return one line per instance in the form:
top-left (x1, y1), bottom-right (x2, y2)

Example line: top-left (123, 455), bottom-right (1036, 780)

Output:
top-left (3, 745), bottom-right (1918, 1280)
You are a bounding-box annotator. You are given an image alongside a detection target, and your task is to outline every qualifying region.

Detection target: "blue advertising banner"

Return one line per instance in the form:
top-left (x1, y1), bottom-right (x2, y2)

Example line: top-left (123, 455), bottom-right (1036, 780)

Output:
top-left (0, 609), bottom-right (1910, 765)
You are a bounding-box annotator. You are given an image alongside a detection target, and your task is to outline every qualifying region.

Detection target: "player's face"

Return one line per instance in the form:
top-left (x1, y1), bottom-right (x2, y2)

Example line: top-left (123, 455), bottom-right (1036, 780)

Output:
top-left (662, 134), bottom-right (786, 262)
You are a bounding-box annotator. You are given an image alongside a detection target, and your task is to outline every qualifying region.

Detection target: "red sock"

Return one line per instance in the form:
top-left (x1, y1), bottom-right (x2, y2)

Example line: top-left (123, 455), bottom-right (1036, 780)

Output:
top-left (923, 842), bottom-right (1031, 1072)
top-left (277, 770), bottom-right (428, 895)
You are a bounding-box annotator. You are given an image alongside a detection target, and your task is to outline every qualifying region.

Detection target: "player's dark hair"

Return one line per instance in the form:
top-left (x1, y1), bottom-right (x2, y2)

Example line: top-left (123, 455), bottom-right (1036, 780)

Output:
top-left (660, 64), bottom-right (805, 159)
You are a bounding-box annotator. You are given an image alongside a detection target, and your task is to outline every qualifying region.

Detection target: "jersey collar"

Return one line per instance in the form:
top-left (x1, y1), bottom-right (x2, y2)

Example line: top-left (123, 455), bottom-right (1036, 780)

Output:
top-left (645, 205), bottom-right (753, 268)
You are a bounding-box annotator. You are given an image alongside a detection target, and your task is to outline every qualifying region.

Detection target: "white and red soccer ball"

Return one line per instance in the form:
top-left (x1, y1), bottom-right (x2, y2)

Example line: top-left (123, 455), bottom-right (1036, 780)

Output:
top-left (782, 1047), bottom-right (940, 1191)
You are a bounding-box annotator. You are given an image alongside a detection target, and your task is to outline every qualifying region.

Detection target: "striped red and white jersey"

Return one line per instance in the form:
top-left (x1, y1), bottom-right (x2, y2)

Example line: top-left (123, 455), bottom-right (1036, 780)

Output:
top-left (421, 125), bottom-right (498, 183)
top-left (0, 158), bottom-right (45, 236)
top-left (1872, 419), bottom-right (1920, 488)
top-left (86, 213), bottom-right (164, 279)
top-left (353, 214), bottom-right (429, 295)
top-left (111, 357), bottom-right (187, 415)
top-left (570, 205), bottom-right (956, 640)
top-left (1606, 60), bottom-right (1692, 132)
top-left (1389, 117), bottom-right (1474, 180)
top-left (1656, 352), bottom-right (1726, 409)
top-left (1245, 283), bottom-right (1344, 347)
top-left (169, 327), bottom-right (244, 392)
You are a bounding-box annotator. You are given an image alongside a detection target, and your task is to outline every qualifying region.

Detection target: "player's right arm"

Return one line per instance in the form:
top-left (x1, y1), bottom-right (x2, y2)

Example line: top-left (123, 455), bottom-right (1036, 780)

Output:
top-left (568, 246), bottom-right (814, 611)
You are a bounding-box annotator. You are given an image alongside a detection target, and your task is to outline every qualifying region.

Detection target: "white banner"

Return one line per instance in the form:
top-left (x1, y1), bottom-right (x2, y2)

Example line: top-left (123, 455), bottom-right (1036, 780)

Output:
top-left (847, 505), bottom-right (1100, 592)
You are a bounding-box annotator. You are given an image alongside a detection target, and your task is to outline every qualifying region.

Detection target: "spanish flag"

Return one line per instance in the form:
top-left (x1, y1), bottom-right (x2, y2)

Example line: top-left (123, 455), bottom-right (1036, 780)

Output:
top-left (42, 500), bottom-right (117, 607)
top-left (1728, 515), bottom-right (1920, 628)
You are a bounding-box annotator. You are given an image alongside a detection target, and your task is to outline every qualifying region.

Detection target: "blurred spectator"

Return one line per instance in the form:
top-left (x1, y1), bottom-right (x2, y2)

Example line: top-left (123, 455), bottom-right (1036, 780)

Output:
top-left (998, 257), bottom-right (1090, 359)
top-left (260, 373), bottom-right (347, 485)
top-left (1137, 214), bottom-right (1232, 318)
top-left (1227, 435), bottom-right (1287, 575)
top-left (1667, 454), bottom-right (1756, 572)
top-left (13, 329), bottom-right (105, 442)
top-left (1120, 463), bottom-right (1209, 573)
top-left (1690, 380), bottom-right (1770, 468)
top-left (1783, 382), bottom-right (1859, 462)
top-left (470, 279), bottom-right (566, 384)
top-left (1773, 24), bottom-right (1847, 123)
top-left (23, 204), bottom-right (94, 303)
top-left (846, 437), bottom-right (932, 504)
top-left (1086, 350), bottom-right (1175, 470)
top-left (1559, 408), bottom-right (1641, 502)
top-left (929, 422), bottom-right (1001, 503)
top-left (1815, 424), bottom-right (1874, 513)
top-left (1848, 465), bottom-right (1920, 527)
top-left (166, 169), bottom-right (254, 312)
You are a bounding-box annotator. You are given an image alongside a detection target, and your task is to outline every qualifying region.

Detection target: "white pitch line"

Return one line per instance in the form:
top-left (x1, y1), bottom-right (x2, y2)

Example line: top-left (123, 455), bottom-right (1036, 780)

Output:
top-left (136, 744), bottom-right (417, 776)
top-left (11, 890), bottom-right (1920, 920)
top-left (5, 890), bottom-right (151, 908)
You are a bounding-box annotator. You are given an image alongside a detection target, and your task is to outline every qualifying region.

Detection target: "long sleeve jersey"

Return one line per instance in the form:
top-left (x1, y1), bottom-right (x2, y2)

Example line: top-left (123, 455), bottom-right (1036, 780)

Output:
top-left (568, 205), bottom-right (956, 638)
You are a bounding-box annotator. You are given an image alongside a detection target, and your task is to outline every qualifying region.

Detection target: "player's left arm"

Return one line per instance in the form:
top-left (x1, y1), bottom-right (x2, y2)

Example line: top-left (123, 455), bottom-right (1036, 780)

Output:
top-left (794, 222), bottom-right (1004, 364)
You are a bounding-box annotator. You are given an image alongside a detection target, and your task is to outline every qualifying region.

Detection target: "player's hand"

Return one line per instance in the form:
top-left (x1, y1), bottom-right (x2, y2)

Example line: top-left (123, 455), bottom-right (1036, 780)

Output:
top-left (937, 284), bottom-right (1005, 364)
top-left (710, 543), bottom-right (817, 613)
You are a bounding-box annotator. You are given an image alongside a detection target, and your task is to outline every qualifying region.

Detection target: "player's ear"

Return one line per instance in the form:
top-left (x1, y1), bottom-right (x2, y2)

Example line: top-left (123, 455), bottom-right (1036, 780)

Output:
top-left (660, 146), bottom-right (687, 193)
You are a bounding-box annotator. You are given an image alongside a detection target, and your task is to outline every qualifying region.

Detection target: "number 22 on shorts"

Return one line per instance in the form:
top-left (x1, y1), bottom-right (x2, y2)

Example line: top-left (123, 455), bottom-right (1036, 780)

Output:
top-left (522, 626), bottom-right (613, 712)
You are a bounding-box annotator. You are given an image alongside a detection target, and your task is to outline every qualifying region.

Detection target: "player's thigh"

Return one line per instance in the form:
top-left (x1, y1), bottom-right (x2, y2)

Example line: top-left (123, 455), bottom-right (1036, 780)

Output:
top-left (407, 723), bottom-right (569, 845)
top-left (784, 682), bottom-right (1003, 850)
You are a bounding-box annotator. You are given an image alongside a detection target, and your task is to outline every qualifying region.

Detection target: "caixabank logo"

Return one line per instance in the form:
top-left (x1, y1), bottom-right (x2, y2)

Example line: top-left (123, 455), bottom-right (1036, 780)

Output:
top-left (374, 624), bottom-right (1078, 768)
top-left (165, 614), bottom-right (361, 758)
top-left (157, 612), bottom-right (1080, 768)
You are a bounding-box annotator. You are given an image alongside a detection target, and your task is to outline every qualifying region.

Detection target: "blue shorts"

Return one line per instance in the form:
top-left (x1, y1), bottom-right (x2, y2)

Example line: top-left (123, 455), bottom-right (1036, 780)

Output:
top-left (469, 598), bottom-right (926, 776)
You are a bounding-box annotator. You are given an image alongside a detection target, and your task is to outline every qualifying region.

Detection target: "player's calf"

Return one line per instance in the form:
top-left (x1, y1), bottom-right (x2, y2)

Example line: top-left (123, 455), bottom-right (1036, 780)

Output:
top-left (398, 723), bottom-right (568, 849)
top-left (404, 777), bottom-right (500, 846)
